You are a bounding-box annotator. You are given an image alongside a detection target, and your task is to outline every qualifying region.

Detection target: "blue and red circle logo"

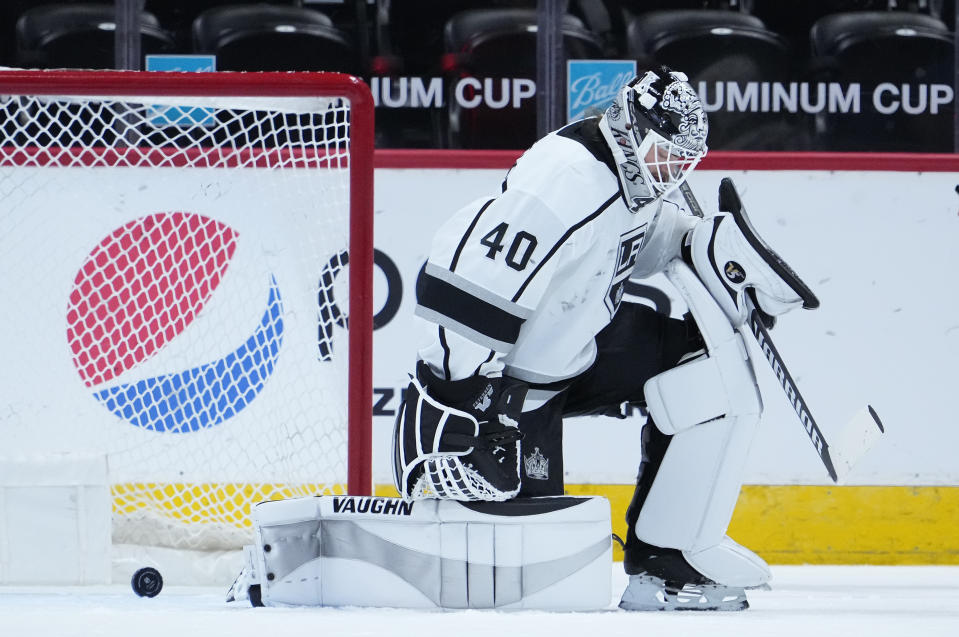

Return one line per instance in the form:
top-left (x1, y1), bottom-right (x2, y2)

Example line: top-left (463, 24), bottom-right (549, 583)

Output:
top-left (66, 212), bottom-right (283, 433)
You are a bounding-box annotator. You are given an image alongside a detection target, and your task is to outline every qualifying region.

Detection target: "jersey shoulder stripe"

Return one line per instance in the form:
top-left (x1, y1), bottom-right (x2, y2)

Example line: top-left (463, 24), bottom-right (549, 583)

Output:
top-left (449, 198), bottom-right (495, 272)
top-left (511, 191), bottom-right (622, 303)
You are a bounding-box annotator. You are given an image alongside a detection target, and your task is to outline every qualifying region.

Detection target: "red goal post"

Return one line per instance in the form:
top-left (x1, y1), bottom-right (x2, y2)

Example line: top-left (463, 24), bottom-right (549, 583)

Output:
top-left (0, 70), bottom-right (373, 552)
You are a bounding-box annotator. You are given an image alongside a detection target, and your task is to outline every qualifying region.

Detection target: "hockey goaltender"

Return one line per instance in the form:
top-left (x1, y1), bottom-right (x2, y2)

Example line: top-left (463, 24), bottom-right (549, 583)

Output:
top-left (227, 66), bottom-right (820, 612)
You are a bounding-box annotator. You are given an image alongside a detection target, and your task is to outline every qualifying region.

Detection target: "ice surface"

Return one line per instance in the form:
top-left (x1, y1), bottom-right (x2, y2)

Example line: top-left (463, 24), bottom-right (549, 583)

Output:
top-left (1, 566), bottom-right (956, 637)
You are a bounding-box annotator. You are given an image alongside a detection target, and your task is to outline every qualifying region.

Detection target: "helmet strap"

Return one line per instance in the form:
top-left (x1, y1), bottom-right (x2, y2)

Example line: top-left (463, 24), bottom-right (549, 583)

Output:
top-left (598, 115), bottom-right (657, 212)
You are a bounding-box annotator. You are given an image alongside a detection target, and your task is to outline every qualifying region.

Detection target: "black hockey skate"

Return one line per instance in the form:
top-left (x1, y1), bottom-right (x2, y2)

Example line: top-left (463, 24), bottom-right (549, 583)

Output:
top-left (619, 573), bottom-right (748, 611)
top-left (620, 540), bottom-right (749, 612)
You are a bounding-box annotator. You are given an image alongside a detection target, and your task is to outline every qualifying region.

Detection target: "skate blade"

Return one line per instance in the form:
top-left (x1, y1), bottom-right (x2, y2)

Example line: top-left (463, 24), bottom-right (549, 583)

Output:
top-left (619, 575), bottom-right (749, 612)
top-left (619, 597), bottom-right (749, 612)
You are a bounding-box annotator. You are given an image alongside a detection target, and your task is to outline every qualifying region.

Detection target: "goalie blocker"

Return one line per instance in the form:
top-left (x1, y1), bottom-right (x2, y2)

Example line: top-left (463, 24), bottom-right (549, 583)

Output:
top-left (227, 495), bottom-right (612, 610)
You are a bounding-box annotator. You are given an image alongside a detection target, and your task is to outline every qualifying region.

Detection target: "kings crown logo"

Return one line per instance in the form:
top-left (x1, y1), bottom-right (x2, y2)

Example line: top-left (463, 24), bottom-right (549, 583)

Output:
top-left (523, 447), bottom-right (549, 480)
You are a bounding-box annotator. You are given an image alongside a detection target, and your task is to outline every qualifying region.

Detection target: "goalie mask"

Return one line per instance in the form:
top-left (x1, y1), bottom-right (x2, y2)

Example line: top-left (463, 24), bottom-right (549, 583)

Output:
top-left (600, 66), bottom-right (708, 210)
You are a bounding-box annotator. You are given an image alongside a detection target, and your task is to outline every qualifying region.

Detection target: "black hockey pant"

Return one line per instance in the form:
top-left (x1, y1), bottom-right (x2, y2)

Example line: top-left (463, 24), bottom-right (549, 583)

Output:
top-left (516, 302), bottom-right (699, 498)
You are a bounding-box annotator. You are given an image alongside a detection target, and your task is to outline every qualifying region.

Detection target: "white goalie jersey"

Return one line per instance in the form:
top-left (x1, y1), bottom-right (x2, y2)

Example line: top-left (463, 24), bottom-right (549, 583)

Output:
top-left (415, 117), bottom-right (689, 390)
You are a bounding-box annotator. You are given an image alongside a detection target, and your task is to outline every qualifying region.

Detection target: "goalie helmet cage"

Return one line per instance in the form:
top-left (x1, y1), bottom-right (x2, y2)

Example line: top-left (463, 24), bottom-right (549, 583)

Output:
top-left (0, 70), bottom-right (373, 553)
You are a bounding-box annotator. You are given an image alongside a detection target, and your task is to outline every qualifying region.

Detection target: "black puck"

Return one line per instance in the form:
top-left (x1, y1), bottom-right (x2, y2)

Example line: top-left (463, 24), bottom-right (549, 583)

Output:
top-left (131, 567), bottom-right (163, 598)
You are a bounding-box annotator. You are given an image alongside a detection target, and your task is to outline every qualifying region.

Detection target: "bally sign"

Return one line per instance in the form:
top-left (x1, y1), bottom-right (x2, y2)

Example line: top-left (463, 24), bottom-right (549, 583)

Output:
top-left (567, 59), bottom-right (637, 122)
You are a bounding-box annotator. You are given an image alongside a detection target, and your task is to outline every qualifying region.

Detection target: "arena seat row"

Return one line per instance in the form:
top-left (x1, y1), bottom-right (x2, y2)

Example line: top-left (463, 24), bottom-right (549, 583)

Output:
top-left (1, 1), bottom-right (954, 151)
top-left (624, 5), bottom-right (954, 151)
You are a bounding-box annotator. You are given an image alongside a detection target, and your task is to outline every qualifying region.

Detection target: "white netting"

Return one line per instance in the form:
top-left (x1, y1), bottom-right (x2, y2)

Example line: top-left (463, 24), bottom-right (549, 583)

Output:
top-left (0, 78), bottom-right (365, 550)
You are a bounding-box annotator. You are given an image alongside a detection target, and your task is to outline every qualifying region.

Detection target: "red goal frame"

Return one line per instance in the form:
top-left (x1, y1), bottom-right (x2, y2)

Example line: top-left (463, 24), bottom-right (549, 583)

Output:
top-left (0, 69), bottom-right (374, 495)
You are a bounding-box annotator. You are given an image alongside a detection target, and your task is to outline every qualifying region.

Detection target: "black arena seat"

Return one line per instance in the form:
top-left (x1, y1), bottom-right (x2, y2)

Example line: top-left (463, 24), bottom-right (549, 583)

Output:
top-left (442, 8), bottom-right (603, 149)
top-left (15, 3), bottom-right (175, 69)
top-left (192, 4), bottom-right (357, 73)
top-left (626, 8), bottom-right (799, 150)
top-left (809, 10), bottom-right (954, 151)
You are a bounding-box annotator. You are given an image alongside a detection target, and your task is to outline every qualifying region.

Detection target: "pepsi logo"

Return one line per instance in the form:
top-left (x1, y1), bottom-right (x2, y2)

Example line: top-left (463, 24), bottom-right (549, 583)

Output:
top-left (66, 212), bottom-right (284, 433)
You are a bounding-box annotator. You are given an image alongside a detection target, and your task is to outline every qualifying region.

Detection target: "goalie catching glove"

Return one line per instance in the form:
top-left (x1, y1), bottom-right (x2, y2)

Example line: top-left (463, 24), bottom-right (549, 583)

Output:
top-left (683, 178), bottom-right (819, 329)
top-left (392, 362), bottom-right (528, 501)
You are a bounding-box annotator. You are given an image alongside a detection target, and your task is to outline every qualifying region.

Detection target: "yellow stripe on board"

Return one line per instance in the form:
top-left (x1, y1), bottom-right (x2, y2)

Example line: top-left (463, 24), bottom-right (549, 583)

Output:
top-left (730, 485), bottom-right (959, 565)
top-left (564, 484), bottom-right (959, 565)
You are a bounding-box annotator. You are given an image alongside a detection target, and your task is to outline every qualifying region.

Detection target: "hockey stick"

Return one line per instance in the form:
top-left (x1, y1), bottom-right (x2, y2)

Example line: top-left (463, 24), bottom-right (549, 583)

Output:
top-left (678, 179), bottom-right (884, 483)
top-left (678, 181), bottom-right (704, 218)
top-left (743, 293), bottom-right (883, 482)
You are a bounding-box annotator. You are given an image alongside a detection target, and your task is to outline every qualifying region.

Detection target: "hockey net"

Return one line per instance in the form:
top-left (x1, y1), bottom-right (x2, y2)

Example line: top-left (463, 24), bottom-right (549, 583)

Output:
top-left (0, 71), bottom-right (373, 553)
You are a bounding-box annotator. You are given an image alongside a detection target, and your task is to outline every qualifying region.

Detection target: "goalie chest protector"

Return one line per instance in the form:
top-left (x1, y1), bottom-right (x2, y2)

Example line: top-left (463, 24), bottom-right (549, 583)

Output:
top-left (249, 495), bottom-right (612, 610)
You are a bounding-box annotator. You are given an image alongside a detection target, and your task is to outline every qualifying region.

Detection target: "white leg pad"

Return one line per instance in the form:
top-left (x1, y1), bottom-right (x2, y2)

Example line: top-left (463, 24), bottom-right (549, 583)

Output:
top-left (645, 260), bottom-right (761, 437)
top-left (634, 413), bottom-right (759, 555)
top-left (684, 536), bottom-right (772, 588)
top-left (242, 495), bottom-right (611, 610)
top-left (643, 334), bottom-right (758, 435)
top-left (635, 259), bottom-right (769, 586)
